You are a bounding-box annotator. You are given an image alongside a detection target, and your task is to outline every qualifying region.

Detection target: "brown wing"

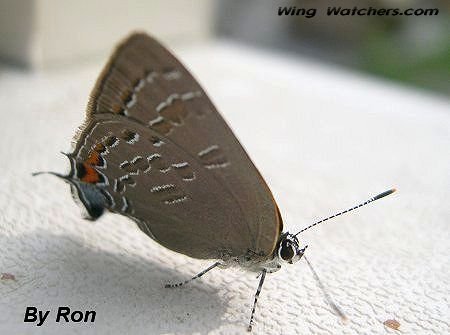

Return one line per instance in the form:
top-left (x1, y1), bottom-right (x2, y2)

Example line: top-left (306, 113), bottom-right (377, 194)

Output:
top-left (72, 33), bottom-right (281, 259)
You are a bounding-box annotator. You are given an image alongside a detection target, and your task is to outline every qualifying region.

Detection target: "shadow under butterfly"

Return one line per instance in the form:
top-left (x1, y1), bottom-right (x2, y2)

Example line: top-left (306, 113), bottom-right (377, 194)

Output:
top-left (34, 32), bottom-right (396, 331)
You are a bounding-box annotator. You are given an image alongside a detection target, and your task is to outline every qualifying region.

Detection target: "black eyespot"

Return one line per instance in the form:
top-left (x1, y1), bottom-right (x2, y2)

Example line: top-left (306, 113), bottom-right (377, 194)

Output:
top-left (280, 241), bottom-right (294, 261)
top-left (150, 136), bottom-right (164, 146)
top-left (70, 183), bottom-right (106, 220)
top-left (123, 90), bottom-right (134, 105)
top-left (75, 162), bottom-right (87, 179)
top-left (104, 136), bottom-right (118, 147)
top-left (122, 130), bottom-right (138, 143)
top-left (87, 202), bottom-right (104, 219)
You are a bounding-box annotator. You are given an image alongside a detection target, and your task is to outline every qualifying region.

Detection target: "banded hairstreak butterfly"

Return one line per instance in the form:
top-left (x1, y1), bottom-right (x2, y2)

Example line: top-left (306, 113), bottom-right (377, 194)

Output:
top-left (34, 33), bottom-right (396, 331)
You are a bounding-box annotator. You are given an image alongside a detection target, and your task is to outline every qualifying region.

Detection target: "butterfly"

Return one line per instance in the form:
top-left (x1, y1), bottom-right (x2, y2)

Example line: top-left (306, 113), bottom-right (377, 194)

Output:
top-left (35, 33), bottom-right (395, 331)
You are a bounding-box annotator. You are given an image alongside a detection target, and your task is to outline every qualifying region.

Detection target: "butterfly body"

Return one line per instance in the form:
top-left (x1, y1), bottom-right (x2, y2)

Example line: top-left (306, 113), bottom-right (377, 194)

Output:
top-left (36, 32), bottom-right (395, 331)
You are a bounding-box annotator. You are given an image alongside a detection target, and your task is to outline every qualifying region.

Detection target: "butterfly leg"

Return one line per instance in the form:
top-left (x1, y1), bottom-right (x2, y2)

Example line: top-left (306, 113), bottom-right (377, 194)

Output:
top-left (304, 255), bottom-right (347, 321)
top-left (247, 268), bottom-right (267, 332)
top-left (165, 262), bottom-right (220, 288)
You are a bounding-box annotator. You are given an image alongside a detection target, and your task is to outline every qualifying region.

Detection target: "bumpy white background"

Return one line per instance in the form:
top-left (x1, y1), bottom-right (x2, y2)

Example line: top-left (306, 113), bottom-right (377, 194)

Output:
top-left (1, 41), bottom-right (449, 334)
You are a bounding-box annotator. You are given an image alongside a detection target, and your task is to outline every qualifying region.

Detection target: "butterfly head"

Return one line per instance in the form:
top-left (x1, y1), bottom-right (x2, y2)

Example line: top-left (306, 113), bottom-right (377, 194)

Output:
top-left (277, 232), bottom-right (307, 265)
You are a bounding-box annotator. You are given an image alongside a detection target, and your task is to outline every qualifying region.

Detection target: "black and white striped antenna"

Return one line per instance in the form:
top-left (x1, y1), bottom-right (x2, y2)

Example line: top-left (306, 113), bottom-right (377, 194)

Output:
top-left (295, 189), bottom-right (396, 236)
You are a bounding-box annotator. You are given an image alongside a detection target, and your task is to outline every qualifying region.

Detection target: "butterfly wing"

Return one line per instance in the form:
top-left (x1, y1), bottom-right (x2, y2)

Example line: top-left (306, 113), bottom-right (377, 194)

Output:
top-left (70, 33), bottom-right (282, 260)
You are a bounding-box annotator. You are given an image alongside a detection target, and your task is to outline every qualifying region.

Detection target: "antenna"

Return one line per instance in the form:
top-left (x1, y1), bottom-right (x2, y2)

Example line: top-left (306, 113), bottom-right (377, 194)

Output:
top-left (295, 188), bottom-right (396, 236)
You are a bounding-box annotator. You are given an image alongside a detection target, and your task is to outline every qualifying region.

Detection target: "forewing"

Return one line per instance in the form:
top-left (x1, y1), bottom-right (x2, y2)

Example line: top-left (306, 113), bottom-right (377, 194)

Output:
top-left (73, 33), bottom-right (281, 259)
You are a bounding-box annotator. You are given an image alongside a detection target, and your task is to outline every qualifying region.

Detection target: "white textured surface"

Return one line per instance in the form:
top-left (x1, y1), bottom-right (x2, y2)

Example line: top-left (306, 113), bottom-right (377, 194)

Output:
top-left (0, 41), bottom-right (449, 334)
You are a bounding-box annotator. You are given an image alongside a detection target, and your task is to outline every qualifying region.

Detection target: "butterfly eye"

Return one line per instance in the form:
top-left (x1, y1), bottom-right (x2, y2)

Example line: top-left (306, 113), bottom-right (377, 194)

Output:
top-left (279, 241), bottom-right (295, 262)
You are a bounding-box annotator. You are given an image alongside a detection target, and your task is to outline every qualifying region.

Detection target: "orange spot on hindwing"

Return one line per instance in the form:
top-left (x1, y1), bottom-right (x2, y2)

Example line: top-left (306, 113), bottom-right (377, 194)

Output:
top-left (76, 162), bottom-right (101, 183)
top-left (76, 146), bottom-right (106, 184)
top-left (85, 151), bottom-right (102, 166)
